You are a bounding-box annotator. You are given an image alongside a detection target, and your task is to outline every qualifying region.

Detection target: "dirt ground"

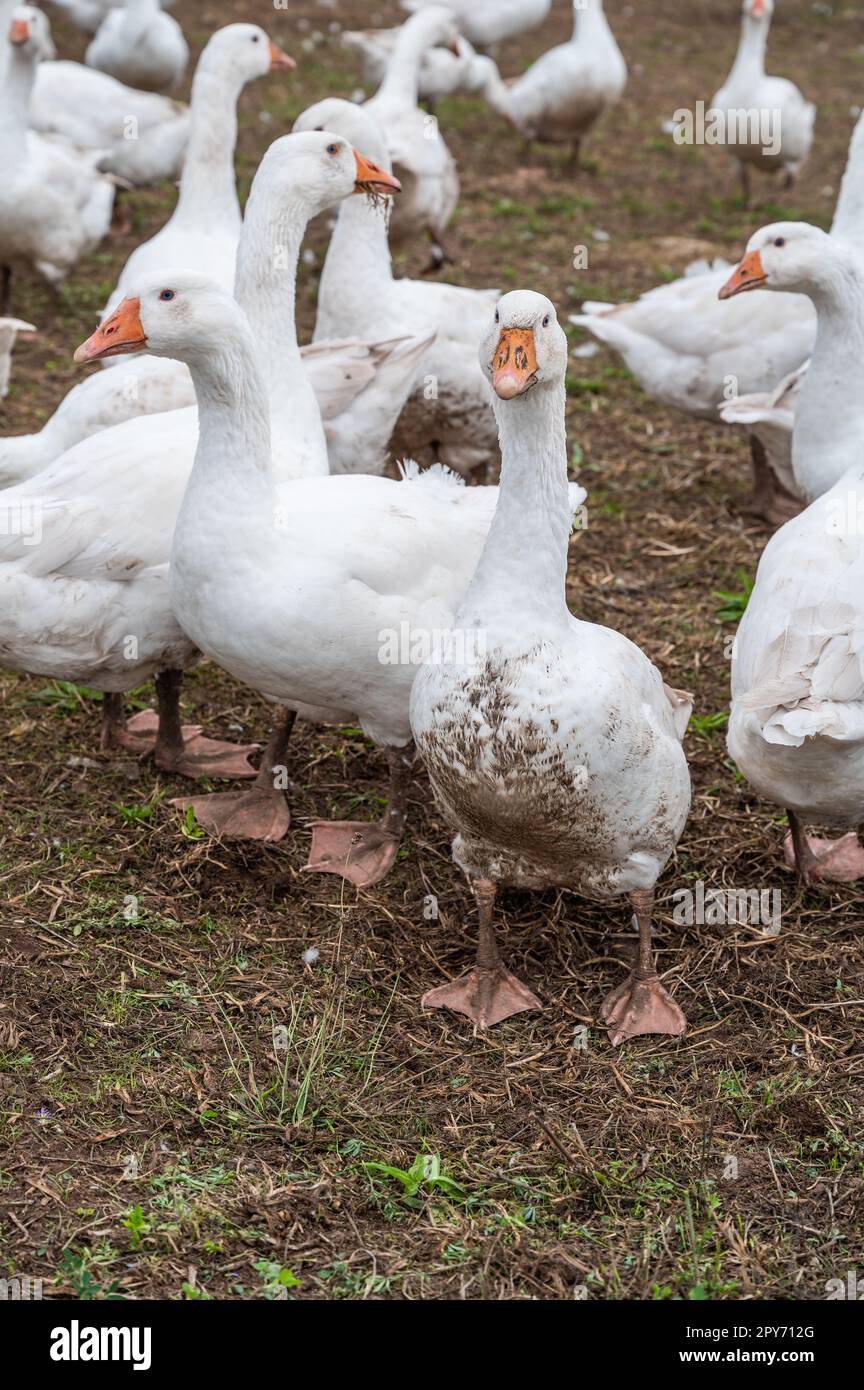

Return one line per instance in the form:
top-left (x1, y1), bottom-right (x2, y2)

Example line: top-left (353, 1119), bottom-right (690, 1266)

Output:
top-left (1, 0), bottom-right (863, 1302)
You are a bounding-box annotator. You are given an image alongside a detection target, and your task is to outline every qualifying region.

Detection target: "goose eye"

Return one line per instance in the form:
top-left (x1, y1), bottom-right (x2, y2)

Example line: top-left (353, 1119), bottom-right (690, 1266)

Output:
top-left (542, 314), bottom-right (550, 327)
top-left (494, 308), bottom-right (499, 323)
top-left (326, 142), bottom-right (340, 156)
top-left (251, 34), bottom-right (259, 42)
top-left (773, 237), bottom-right (786, 248)
top-left (159, 289), bottom-right (176, 301)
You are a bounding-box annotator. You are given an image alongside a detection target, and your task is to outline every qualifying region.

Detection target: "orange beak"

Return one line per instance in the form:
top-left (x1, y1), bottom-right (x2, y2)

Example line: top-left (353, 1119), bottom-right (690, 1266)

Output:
top-left (9, 17), bottom-right (30, 44)
top-left (491, 327), bottom-right (539, 399)
top-left (751, 0), bottom-right (766, 16)
top-left (719, 249), bottom-right (767, 300)
top-left (268, 41), bottom-right (296, 72)
top-left (74, 298), bottom-right (146, 363)
top-left (353, 148), bottom-right (401, 195)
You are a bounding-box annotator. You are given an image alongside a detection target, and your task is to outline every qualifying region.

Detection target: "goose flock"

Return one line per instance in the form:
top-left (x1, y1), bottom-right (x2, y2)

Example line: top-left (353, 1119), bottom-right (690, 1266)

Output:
top-left (0, 0), bottom-right (859, 1046)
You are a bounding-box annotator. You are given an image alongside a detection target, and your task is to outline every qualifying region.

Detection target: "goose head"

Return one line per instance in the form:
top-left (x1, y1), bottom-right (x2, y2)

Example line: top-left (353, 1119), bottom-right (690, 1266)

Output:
top-left (74, 272), bottom-right (245, 368)
top-left (250, 130), bottom-right (401, 221)
top-left (719, 222), bottom-right (839, 300)
top-left (401, 5), bottom-right (462, 57)
top-left (482, 290), bottom-right (567, 401)
top-left (197, 22), bottom-right (295, 84)
top-left (743, 0), bottom-right (772, 19)
top-left (293, 99), bottom-right (391, 173)
top-left (8, 5), bottom-right (57, 61)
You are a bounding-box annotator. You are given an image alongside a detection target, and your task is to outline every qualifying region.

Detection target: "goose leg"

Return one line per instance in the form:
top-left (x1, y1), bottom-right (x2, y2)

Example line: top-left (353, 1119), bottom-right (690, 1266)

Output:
top-left (783, 809), bottom-right (864, 884)
top-left (107, 668), bottom-right (259, 779)
top-left (600, 888), bottom-right (687, 1046)
top-left (170, 706), bottom-right (295, 842)
top-left (304, 743), bottom-right (415, 887)
top-left (744, 436), bottom-right (802, 526)
top-left (422, 878), bottom-right (540, 1029)
top-left (419, 229), bottom-right (454, 276)
top-left (1, 265), bottom-right (11, 317)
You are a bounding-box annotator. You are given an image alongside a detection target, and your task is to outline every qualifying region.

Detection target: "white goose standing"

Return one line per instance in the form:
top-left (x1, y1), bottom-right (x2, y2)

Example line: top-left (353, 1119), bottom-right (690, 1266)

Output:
top-left (482, 0), bottom-right (627, 165)
top-left (710, 0), bottom-right (814, 204)
top-left (103, 24), bottom-right (295, 319)
top-left (719, 227), bottom-right (864, 881)
top-left (364, 6), bottom-right (460, 272)
top-left (85, 0), bottom-right (188, 94)
top-left (294, 97), bottom-right (498, 475)
top-left (0, 6), bottom-right (116, 314)
top-left (410, 291), bottom-right (692, 1039)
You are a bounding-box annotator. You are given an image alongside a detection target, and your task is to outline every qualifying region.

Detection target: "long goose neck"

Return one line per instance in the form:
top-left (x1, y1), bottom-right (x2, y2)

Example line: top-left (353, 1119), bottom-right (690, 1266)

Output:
top-left (730, 10), bottom-right (768, 80)
top-left (793, 255), bottom-right (864, 494)
top-left (460, 379), bottom-right (572, 623)
top-left (233, 180), bottom-right (328, 472)
top-left (375, 20), bottom-right (432, 107)
top-left (172, 63), bottom-right (244, 230)
top-left (184, 326), bottom-right (273, 498)
top-left (317, 192), bottom-right (394, 335)
top-left (830, 113), bottom-right (864, 254)
top-left (573, 0), bottom-right (609, 44)
top-left (0, 46), bottom-right (36, 158)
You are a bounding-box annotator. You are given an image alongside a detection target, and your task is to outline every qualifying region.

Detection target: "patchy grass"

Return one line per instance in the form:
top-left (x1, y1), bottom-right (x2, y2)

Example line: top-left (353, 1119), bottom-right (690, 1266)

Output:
top-left (1, 0), bottom-right (863, 1301)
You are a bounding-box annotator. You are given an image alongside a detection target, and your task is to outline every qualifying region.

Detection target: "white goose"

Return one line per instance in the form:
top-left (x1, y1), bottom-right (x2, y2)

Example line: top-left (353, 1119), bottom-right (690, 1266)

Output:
top-left (482, 0), bottom-right (627, 164)
top-left (710, 0), bottom-right (815, 204)
top-left (0, 6), bottom-right (116, 315)
top-left (75, 273), bottom-right (586, 886)
top-left (721, 234), bottom-right (864, 882)
top-left (49, 0), bottom-right (174, 34)
top-left (0, 315), bottom-right (35, 398)
top-left (401, 0), bottom-right (550, 54)
top-left (364, 6), bottom-right (460, 272)
top-left (343, 25), bottom-right (497, 105)
top-left (294, 97), bottom-right (498, 475)
top-left (410, 290), bottom-right (691, 1039)
top-left (570, 106), bottom-right (864, 517)
top-left (0, 134), bottom-right (420, 793)
top-left (85, 0), bottom-right (188, 94)
top-left (103, 23), bottom-right (295, 319)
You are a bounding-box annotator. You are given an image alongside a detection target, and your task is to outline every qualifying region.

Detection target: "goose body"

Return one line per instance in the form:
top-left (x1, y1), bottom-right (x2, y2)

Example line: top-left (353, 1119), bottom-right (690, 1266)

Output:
top-left (0, 314), bottom-right (34, 397)
top-left (294, 98), bottom-right (498, 474)
top-left (720, 229), bottom-right (864, 881)
top-left (410, 290), bottom-right (690, 1038)
top-left (483, 0), bottom-right (626, 154)
top-left (29, 58), bottom-right (188, 186)
top-left (0, 8), bottom-right (116, 299)
top-left (400, 0), bottom-right (550, 53)
top-left (343, 27), bottom-right (497, 104)
top-left (364, 7), bottom-right (460, 269)
top-left (710, 0), bottom-right (814, 195)
top-left (85, 0), bottom-right (188, 94)
top-left (49, 0), bottom-right (174, 35)
top-left (103, 24), bottom-right (295, 319)
top-left (0, 134), bottom-right (423, 776)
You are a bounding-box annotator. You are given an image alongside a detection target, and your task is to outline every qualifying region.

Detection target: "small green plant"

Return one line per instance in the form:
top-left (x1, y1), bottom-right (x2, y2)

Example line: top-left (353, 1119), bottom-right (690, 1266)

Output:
top-left (715, 569), bottom-right (754, 622)
top-left (122, 1205), bottom-right (151, 1249)
top-left (178, 803), bottom-right (204, 840)
top-left (690, 710), bottom-right (728, 735)
top-left (254, 1260), bottom-right (301, 1299)
top-left (363, 1152), bottom-right (465, 1208)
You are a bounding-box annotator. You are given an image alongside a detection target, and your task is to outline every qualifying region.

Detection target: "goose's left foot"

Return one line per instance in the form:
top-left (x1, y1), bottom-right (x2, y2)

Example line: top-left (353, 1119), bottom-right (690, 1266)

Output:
top-left (422, 878), bottom-right (541, 1029)
top-left (303, 743), bottom-right (414, 887)
top-left (170, 706), bottom-right (296, 838)
top-left (150, 669), bottom-right (258, 779)
top-left (601, 972), bottom-right (686, 1046)
top-left (423, 963), bottom-right (540, 1029)
top-left (602, 888), bottom-right (686, 1045)
top-left (305, 820), bottom-right (400, 887)
top-left (783, 827), bottom-right (864, 884)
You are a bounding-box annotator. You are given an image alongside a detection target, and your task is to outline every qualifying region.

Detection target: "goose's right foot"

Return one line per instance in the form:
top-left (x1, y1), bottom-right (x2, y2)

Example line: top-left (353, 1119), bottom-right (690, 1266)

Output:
top-left (784, 812), bottom-right (864, 884)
